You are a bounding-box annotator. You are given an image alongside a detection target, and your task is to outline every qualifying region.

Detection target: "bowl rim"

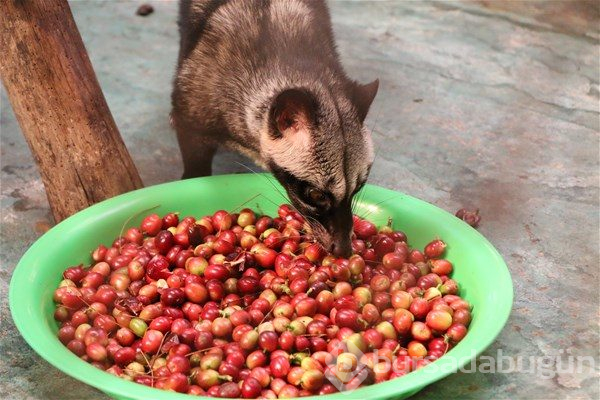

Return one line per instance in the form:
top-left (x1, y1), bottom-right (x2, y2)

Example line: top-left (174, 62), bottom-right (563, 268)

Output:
top-left (9, 173), bottom-right (513, 400)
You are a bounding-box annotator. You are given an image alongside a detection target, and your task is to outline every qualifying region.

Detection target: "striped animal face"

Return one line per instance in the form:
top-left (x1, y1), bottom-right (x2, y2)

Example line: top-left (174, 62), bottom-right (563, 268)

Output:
top-left (265, 82), bottom-right (377, 256)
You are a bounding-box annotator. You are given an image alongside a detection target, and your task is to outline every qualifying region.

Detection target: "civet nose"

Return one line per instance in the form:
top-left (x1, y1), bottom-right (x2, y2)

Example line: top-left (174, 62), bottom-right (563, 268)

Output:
top-left (331, 239), bottom-right (352, 258)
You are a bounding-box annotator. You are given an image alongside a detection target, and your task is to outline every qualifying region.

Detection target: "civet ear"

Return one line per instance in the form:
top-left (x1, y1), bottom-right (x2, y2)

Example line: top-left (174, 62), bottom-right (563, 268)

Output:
top-left (351, 79), bottom-right (379, 122)
top-left (270, 89), bottom-right (316, 138)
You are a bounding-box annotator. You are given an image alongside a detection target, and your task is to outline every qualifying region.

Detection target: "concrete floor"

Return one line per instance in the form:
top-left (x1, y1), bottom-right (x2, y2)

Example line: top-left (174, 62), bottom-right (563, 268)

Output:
top-left (1, 1), bottom-right (599, 399)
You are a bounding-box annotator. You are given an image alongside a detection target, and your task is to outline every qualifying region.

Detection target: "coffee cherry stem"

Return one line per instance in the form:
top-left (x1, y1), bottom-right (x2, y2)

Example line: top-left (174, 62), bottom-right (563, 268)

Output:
top-left (118, 204), bottom-right (161, 249)
top-left (137, 349), bottom-right (156, 386)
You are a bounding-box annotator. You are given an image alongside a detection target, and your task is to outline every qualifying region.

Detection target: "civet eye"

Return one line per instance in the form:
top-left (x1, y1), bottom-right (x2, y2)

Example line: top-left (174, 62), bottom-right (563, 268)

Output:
top-left (307, 188), bottom-right (327, 205)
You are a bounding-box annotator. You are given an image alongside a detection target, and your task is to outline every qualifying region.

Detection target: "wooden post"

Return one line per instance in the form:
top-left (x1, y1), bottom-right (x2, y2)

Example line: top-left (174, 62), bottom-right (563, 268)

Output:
top-left (0, 0), bottom-right (144, 222)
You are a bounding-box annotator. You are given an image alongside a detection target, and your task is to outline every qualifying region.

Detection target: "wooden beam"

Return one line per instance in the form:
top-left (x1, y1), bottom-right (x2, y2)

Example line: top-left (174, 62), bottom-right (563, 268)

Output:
top-left (0, 0), bottom-right (144, 222)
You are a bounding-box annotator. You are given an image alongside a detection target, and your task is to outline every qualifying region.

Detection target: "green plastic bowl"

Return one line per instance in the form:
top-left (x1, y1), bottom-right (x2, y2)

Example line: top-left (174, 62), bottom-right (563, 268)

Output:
top-left (10, 173), bottom-right (512, 400)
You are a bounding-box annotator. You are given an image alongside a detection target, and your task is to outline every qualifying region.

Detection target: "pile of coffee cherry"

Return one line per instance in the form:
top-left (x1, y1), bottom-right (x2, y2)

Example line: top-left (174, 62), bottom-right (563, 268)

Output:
top-left (53, 205), bottom-right (471, 398)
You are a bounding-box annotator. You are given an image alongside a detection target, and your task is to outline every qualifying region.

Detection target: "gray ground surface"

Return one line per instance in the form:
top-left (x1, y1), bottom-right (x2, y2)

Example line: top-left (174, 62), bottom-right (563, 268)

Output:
top-left (1, 1), bottom-right (598, 399)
